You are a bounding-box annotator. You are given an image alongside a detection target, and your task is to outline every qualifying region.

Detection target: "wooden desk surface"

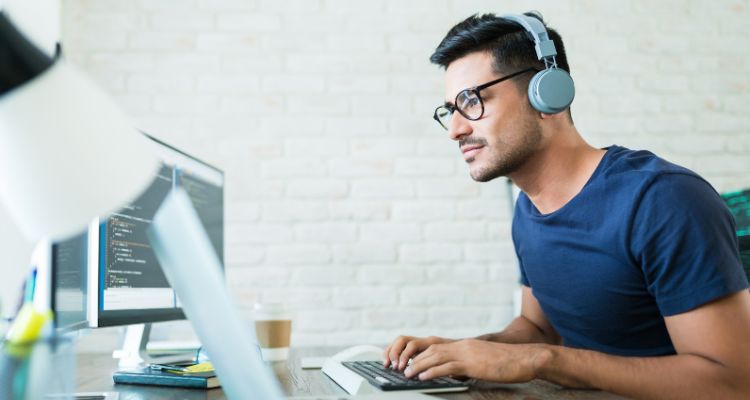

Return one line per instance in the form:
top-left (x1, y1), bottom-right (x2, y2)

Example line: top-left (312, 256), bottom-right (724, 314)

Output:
top-left (77, 347), bottom-right (628, 399)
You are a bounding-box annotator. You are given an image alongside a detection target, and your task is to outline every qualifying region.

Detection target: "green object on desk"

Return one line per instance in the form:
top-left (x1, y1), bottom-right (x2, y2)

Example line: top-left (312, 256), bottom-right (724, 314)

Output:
top-left (4, 303), bottom-right (52, 345)
top-left (5, 265), bottom-right (53, 345)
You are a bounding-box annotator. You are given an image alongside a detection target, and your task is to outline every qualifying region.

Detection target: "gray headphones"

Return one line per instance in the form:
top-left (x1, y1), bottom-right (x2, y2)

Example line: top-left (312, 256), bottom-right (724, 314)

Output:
top-left (502, 12), bottom-right (575, 114)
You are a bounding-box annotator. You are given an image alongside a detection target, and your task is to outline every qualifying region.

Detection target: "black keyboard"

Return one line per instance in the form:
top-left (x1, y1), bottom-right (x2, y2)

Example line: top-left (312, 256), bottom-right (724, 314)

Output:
top-left (341, 361), bottom-right (467, 391)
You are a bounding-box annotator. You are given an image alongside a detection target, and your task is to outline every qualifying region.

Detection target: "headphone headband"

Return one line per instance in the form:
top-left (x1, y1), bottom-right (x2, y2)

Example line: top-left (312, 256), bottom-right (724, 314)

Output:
top-left (501, 13), bottom-right (557, 60)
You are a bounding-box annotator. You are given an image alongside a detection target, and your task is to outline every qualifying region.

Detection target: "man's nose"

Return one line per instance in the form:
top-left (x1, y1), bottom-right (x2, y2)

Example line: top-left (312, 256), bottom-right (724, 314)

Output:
top-left (447, 112), bottom-right (472, 141)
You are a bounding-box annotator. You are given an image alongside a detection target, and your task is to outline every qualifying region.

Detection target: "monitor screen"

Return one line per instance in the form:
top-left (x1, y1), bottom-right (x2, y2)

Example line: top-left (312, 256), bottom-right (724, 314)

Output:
top-left (722, 188), bottom-right (750, 281)
top-left (52, 233), bottom-right (89, 332)
top-left (88, 134), bottom-right (224, 327)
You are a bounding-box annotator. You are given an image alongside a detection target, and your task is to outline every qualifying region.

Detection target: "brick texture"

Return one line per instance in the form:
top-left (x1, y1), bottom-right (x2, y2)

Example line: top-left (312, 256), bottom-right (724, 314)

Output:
top-left (61, 0), bottom-right (750, 351)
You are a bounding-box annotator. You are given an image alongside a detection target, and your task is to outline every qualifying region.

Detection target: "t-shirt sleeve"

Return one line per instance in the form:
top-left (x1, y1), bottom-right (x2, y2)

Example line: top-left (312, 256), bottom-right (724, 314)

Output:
top-left (630, 173), bottom-right (749, 316)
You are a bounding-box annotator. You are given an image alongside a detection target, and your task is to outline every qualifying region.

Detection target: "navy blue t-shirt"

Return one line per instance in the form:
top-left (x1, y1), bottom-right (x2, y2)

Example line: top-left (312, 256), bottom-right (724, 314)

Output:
top-left (513, 145), bottom-right (749, 356)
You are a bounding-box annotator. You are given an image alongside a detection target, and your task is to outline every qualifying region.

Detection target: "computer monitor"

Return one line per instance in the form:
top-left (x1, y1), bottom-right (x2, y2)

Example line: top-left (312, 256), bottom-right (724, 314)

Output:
top-left (721, 188), bottom-right (750, 282)
top-left (86, 134), bottom-right (224, 366)
top-left (51, 233), bottom-right (89, 333)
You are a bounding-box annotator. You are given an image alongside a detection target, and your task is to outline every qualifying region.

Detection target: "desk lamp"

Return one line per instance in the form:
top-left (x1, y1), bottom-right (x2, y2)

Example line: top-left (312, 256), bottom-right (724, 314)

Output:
top-left (0, 10), bottom-right (159, 319)
top-left (0, 10), bottom-right (283, 399)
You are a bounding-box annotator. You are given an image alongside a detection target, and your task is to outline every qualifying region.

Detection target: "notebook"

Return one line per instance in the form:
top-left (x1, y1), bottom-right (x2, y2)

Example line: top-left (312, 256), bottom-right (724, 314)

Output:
top-left (113, 367), bottom-right (219, 389)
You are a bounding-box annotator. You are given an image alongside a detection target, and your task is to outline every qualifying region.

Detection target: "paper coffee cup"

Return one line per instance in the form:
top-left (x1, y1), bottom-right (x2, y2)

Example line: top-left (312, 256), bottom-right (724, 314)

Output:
top-left (253, 303), bottom-right (292, 361)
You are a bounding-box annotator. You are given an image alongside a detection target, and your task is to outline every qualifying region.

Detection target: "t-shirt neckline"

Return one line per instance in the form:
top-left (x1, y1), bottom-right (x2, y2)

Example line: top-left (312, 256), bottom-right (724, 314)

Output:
top-left (528, 145), bottom-right (618, 218)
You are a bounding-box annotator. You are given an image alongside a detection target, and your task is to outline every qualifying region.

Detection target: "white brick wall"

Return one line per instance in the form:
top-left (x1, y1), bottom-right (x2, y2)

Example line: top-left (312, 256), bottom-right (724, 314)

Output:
top-left (61, 0), bottom-right (750, 351)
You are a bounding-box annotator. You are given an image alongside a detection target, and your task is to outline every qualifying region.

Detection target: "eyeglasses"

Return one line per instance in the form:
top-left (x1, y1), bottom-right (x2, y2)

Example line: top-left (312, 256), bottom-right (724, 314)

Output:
top-left (432, 67), bottom-right (538, 130)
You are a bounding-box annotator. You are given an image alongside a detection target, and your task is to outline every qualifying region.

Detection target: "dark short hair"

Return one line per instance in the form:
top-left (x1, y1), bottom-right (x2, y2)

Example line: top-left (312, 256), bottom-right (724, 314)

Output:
top-left (430, 13), bottom-right (572, 115)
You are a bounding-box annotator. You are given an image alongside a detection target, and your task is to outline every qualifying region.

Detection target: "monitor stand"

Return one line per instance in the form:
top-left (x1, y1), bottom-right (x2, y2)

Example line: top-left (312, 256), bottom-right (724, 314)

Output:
top-left (112, 323), bottom-right (196, 368)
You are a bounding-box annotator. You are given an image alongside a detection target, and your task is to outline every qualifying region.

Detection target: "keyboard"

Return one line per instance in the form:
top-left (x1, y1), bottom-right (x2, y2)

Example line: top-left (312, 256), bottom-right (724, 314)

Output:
top-left (341, 361), bottom-right (468, 391)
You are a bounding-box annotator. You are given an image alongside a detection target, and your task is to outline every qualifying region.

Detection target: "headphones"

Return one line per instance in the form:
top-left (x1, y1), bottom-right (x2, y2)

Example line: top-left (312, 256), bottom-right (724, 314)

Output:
top-left (502, 12), bottom-right (575, 114)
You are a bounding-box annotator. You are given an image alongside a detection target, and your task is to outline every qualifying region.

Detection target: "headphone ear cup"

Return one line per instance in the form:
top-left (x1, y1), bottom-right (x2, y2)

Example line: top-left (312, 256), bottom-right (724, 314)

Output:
top-left (527, 68), bottom-right (575, 114)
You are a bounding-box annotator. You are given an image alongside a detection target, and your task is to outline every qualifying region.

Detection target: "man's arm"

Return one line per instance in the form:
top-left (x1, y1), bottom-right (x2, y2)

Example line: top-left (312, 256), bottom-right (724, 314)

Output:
top-left (384, 286), bottom-right (558, 370)
top-left (476, 286), bottom-right (561, 345)
top-left (535, 290), bottom-right (750, 398)
top-left (407, 290), bottom-right (750, 400)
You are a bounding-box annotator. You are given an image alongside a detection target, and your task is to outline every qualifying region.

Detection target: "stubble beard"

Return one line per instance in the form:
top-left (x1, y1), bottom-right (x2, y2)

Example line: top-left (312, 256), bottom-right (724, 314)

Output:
top-left (468, 116), bottom-right (543, 182)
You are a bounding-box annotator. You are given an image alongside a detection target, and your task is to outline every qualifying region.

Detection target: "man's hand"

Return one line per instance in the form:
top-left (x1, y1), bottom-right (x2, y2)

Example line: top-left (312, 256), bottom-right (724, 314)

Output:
top-left (403, 339), bottom-right (548, 383)
top-left (383, 335), bottom-right (455, 370)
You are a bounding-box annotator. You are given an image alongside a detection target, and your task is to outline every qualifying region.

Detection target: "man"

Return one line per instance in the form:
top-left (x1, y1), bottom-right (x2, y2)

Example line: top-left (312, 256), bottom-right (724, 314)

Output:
top-left (385, 12), bottom-right (750, 399)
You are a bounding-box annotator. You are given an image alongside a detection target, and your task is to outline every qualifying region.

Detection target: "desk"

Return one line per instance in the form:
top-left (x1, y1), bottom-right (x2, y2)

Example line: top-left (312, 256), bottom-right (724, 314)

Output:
top-left (77, 347), bottom-right (628, 399)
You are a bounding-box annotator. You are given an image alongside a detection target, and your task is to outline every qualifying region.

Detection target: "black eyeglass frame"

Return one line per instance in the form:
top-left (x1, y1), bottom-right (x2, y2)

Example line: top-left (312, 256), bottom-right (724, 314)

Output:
top-left (432, 67), bottom-right (539, 130)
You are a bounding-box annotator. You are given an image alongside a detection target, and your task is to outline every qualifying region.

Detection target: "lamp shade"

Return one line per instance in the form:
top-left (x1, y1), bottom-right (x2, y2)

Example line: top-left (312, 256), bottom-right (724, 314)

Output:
top-left (0, 11), bottom-right (159, 240)
top-left (0, 61), bottom-right (160, 240)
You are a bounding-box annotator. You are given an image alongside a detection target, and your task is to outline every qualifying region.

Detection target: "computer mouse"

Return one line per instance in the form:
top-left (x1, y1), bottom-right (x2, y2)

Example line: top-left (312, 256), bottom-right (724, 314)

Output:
top-left (330, 345), bottom-right (384, 362)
